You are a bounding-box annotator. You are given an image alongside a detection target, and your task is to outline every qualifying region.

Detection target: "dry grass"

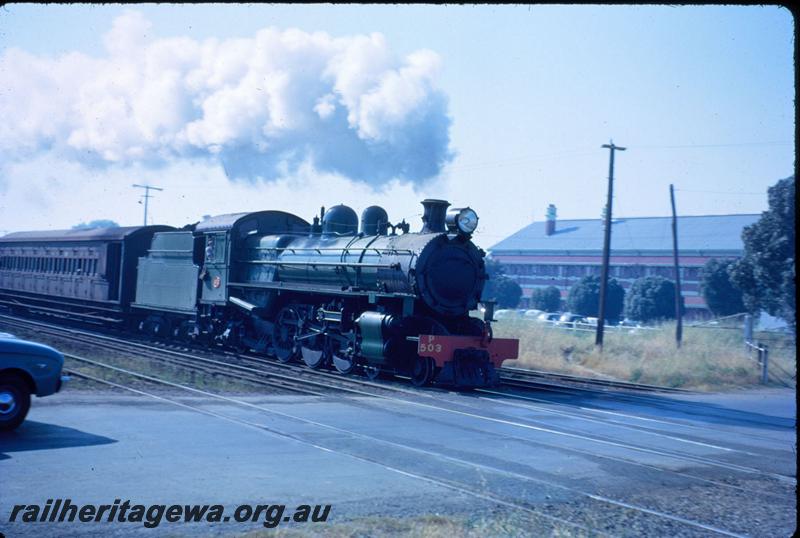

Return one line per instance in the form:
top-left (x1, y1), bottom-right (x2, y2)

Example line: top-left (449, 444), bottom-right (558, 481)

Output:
top-left (493, 319), bottom-right (796, 391)
top-left (0, 321), bottom-right (270, 394)
top-left (243, 513), bottom-right (583, 538)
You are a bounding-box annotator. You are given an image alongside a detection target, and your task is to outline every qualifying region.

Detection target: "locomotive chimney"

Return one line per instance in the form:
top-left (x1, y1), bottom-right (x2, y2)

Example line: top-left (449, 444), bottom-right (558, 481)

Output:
top-left (546, 204), bottom-right (557, 236)
top-left (420, 199), bottom-right (450, 234)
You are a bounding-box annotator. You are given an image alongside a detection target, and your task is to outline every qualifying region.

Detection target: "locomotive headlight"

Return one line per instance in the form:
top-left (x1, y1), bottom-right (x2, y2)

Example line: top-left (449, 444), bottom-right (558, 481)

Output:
top-left (446, 207), bottom-right (479, 235)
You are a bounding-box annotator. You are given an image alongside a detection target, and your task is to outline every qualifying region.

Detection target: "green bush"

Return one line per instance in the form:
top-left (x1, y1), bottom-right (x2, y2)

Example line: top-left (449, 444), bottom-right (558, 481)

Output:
top-left (624, 276), bottom-right (684, 323)
top-left (530, 285), bottom-right (562, 312)
top-left (701, 259), bottom-right (746, 316)
top-left (566, 275), bottom-right (624, 321)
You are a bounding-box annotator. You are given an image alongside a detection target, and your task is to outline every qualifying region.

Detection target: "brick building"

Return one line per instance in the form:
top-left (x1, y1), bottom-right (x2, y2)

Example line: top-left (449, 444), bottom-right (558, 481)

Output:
top-left (488, 205), bottom-right (759, 318)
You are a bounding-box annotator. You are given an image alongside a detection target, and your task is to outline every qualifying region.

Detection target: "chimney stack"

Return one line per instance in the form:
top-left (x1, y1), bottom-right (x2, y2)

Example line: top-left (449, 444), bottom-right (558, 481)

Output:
top-left (545, 204), bottom-right (557, 236)
top-left (420, 199), bottom-right (450, 233)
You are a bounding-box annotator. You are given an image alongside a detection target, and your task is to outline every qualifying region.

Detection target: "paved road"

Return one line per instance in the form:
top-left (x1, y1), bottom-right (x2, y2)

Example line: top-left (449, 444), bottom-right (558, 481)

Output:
top-left (0, 384), bottom-right (795, 537)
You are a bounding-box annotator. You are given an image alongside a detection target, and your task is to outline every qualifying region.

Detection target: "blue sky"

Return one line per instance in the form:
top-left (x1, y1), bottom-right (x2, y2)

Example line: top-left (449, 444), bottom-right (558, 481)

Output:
top-left (0, 4), bottom-right (794, 246)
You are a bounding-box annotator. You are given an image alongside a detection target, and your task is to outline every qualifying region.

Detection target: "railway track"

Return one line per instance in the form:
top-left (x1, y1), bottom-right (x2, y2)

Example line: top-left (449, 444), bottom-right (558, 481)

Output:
top-left (0, 313), bottom-right (465, 399)
top-left (3, 313), bottom-right (794, 535)
top-left (0, 312), bottom-right (687, 396)
top-left (60, 351), bottom-right (772, 537)
top-left (498, 365), bottom-right (692, 394)
top-left (3, 314), bottom-right (794, 485)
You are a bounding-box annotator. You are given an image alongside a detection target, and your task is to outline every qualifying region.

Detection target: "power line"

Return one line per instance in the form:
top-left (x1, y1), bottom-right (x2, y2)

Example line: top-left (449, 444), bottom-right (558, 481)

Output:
top-left (445, 139), bottom-right (790, 174)
top-left (630, 140), bottom-right (792, 150)
top-left (446, 148), bottom-right (597, 173)
top-left (674, 188), bottom-right (766, 195)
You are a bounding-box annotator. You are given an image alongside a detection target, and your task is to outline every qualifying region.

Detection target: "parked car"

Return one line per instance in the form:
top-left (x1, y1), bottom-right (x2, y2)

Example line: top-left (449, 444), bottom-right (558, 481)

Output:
top-left (557, 313), bottom-right (586, 327)
top-left (493, 309), bottom-right (514, 319)
top-left (0, 333), bottom-right (66, 431)
top-left (536, 312), bottom-right (561, 323)
top-left (523, 309), bottom-right (543, 320)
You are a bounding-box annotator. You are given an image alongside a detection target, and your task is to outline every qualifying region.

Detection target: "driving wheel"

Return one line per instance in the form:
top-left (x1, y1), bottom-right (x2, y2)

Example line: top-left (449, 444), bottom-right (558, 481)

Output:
top-left (273, 307), bottom-right (300, 363)
top-left (411, 356), bottom-right (436, 387)
top-left (301, 335), bottom-right (329, 369)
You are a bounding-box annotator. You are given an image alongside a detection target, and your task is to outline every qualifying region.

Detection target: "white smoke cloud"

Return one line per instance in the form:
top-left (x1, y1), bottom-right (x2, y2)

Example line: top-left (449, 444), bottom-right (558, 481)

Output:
top-left (0, 11), bottom-right (453, 185)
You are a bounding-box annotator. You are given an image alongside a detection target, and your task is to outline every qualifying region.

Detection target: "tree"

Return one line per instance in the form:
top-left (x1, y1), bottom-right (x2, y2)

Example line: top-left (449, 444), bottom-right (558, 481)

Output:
top-left (566, 275), bottom-right (625, 321)
top-left (624, 276), bottom-right (685, 323)
top-left (729, 176), bottom-right (795, 325)
top-left (531, 286), bottom-right (562, 312)
top-left (700, 259), bottom-right (745, 317)
top-left (481, 258), bottom-right (522, 308)
top-left (493, 278), bottom-right (523, 308)
top-left (72, 219), bottom-right (119, 230)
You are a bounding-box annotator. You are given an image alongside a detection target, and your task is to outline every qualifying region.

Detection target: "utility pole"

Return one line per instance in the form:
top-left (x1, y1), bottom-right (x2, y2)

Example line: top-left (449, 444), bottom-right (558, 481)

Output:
top-left (670, 184), bottom-right (683, 347)
top-left (596, 140), bottom-right (626, 349)
top-left (132, 184), bottom-right (163, 225)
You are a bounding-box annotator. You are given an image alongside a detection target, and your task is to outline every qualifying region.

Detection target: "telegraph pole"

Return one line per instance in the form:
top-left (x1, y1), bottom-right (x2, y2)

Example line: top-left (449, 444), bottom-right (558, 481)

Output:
top-left (670, 184), bottom-right (683, 347)
top-left (596, 140), bottom-right (626, 349)
top-left (132, 184), bottom-right (163, 225)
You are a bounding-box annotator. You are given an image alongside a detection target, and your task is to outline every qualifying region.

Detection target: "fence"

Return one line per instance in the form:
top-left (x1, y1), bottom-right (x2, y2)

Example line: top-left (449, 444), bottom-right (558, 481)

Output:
top-left (744, 340), bottom-right (770, 384)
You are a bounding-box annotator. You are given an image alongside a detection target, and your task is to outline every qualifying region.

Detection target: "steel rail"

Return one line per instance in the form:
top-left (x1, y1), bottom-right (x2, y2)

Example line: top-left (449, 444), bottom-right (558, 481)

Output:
top-left (2, 314), bottom-right (794, 485)
top-left (63, 355), bottom-right (758, 537)
top-left (499, 365), bottom-right (692, 393)
top-left (62, 365), bottom-right (605, 537)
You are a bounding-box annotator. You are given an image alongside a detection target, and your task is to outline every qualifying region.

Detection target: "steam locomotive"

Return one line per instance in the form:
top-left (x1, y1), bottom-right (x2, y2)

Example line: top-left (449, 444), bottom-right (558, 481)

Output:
top-left (0, 200), bottom-right (518, 388)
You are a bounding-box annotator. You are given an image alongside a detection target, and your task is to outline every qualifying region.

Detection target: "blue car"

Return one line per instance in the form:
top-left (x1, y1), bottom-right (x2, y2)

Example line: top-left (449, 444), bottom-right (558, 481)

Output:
top-left (0, 332), bottom-right (66, 431)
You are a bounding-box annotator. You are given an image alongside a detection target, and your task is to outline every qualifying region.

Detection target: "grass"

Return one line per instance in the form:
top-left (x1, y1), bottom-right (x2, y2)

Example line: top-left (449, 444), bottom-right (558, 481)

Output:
top-left (492, 319), bottom-right (796, 391)
top-left (243, 513), bottom-right (585, 538)
top-left (0, 322), bottom-right (271, 395)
